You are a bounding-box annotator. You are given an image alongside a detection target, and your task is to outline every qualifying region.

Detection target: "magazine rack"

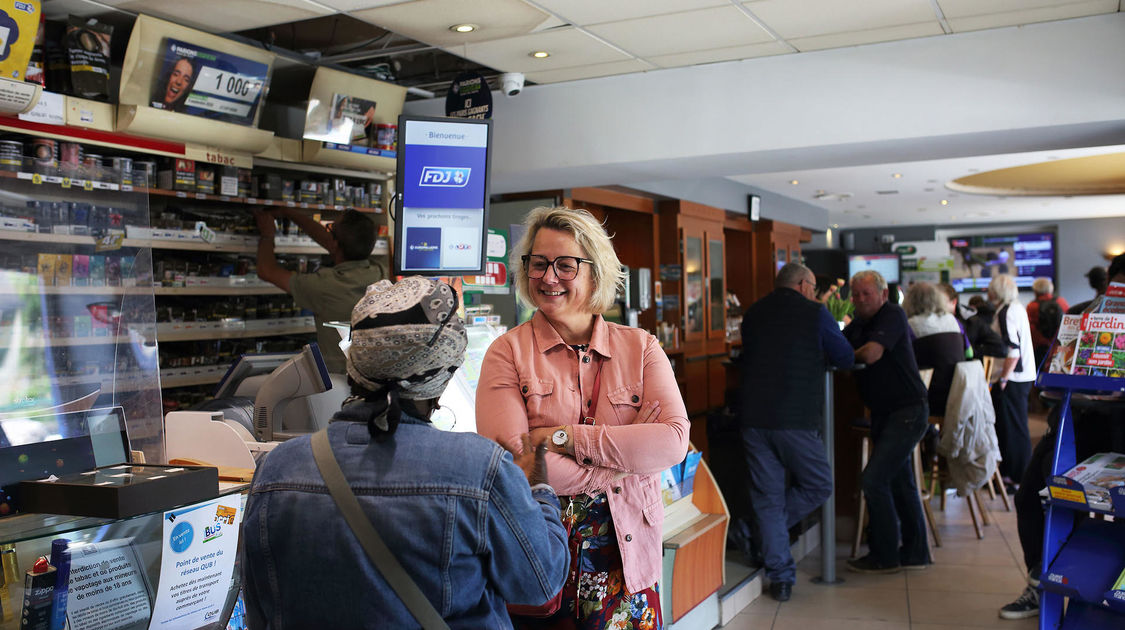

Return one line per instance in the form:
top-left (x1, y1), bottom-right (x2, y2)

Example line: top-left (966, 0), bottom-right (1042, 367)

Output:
top-left (1036, 364), bottom-right (1125, 629)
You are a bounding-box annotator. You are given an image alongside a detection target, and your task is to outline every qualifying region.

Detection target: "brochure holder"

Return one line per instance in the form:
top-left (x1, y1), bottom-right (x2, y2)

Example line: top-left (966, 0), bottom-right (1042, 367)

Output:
top-left (117, 104), bottom-right (275, 153)
top-left (1036, 357), bottom-right (1125, 629)
top-left (117, 14), bottom-right (276, 153)
top-left (298, 67), bottom-right (405, 172)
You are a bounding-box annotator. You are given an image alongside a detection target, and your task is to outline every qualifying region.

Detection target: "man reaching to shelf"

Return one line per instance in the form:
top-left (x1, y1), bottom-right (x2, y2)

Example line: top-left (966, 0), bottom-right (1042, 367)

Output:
top-left (254, 207), bottom-right (386, 374)
top-left (739, 263), bottom-right (855, 602)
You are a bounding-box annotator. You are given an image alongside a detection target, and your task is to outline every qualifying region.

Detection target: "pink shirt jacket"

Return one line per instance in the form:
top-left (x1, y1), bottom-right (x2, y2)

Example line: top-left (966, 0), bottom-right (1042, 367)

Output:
top-left (476, 311), bottom-right (689, 593)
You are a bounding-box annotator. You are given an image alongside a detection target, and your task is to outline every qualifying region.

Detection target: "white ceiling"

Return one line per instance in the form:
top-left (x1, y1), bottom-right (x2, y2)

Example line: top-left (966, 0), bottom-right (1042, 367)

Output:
top-left (730, 145), bottom-right (1125, 230)
top-left (49, 0), bottom-right (1125, 229)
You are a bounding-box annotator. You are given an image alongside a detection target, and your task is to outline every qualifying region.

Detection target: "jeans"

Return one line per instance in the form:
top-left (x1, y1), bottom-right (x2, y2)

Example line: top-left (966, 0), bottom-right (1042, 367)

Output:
top-left (742, 428), bottom-right (833, 584)
top-left (863, 401), bottom-right (931, 567)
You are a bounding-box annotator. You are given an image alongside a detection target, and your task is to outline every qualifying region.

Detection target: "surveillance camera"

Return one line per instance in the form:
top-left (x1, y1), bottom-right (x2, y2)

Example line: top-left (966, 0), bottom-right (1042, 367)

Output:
top-left (500, 72), bottom-right (525, 97)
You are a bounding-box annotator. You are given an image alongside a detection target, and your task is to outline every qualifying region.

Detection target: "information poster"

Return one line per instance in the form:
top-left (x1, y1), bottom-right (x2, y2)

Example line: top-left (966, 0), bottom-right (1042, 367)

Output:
top-left (398, 118), bottom-right (490, 274)
top-left (151, 38), bottom-right (268, 126)
top-left (148, 496), bottom-right (243, 629)
top-left (66, 539), bottom-right (151, 630)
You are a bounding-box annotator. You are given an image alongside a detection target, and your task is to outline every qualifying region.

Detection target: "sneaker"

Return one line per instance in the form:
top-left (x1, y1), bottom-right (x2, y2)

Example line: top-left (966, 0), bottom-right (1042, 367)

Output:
top-left (999, 585), bottom-right (1039, 620)
top-left (846, 555), bottom-right (902, 574)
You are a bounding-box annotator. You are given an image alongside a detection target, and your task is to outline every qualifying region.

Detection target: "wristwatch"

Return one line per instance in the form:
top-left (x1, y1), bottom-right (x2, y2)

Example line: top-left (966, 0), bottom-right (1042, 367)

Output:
top-left (551, 428), bottom-right (569, 447)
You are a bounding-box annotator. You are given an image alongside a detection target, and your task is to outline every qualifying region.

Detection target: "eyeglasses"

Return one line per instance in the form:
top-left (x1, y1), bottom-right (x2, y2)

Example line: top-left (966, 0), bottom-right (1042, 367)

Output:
top-left (522, 255), bottom-right (594, 280)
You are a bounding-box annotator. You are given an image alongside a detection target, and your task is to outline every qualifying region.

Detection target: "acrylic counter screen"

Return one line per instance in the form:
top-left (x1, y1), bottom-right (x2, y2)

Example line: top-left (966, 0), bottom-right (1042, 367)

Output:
top-left (848, 254), bottom-right (900, 284)
top-left (0, 407), bottom-right (129, 487)
top-left (947, 232), bottom-right (1055, 293)
top-left (398, 119), bottom-right (489, 273)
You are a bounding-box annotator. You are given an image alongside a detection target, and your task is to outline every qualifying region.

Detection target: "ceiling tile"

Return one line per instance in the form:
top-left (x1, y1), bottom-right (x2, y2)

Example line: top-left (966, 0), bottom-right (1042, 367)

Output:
top-left (114, 0), bottom-right (333, 32)
top-left (350, 0), bottom-right (551, 47)
top-left (586, 6), bottom-right (774, 58)
top-left (523, 59), bottom-right (654, 84)
top-left (648, 41), bottom-right (792, 69)
top-left (936, 0), bottom-right (1109, 19)
top-left (945, 0), bottom-right (1119, 32)
top-left (790, 22), bottom-right (945, 52)
top-left (745, 0), bottom-right (938, 39)
top-left (314, 0), bottom-right (407, 10)
top-left (449, 27), bottom-right (631, 74)
top-left (532, 0), bottom-right (729, 27)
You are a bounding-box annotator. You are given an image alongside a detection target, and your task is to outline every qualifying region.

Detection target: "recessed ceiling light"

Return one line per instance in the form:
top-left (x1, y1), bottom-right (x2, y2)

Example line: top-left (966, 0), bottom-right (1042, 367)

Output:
top-left (940, 199), bottom-right (949, 206)
top-left (449, 24), bottom-right (477, 33)
top-left (892, 173), bottom-right (902, 179)
top-left (832, 223), bottom-right (839, 228)
top-left (789, 179), bottom-right (799, 185)
top-left (530, 51), bottom-right (550, 58)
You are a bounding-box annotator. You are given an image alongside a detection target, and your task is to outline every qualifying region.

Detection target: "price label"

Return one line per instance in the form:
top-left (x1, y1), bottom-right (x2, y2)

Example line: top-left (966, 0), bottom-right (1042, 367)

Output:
top-left (195, 193), bottom-right (207, 200)
top-left (95, 233), bottom-right (124, 252)
top-left (84, 180), bottom-right (94, 191)
top-left (194, 66), bottom-right (264, 104)
top-left (176, 191), bottom-right (187, 198)
top-left (31, 173), bottom-right (42, 185)
top-left (61, 177), bottom-right (71, 189)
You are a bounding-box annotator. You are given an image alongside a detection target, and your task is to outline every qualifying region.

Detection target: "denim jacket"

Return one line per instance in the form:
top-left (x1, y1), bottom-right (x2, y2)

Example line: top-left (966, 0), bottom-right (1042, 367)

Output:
top-left (241, 403), bottom-right (569, 629)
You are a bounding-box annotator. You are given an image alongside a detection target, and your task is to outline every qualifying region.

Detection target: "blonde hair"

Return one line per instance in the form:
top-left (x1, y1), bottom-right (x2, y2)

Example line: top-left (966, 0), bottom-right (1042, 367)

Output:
top-left (1031, 277), bottom-right (1054, 296)
top-left (511, 206), bottom-right (626, 314)
top-left (903, 282), bottom-right (946, 317)
top-left (988, 274), bottom-right (1019, 305)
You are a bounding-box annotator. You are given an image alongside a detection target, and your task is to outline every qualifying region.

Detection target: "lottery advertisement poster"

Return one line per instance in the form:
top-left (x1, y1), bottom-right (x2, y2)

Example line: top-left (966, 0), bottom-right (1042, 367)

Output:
top-left (151, 37), bottom-right (268, 126)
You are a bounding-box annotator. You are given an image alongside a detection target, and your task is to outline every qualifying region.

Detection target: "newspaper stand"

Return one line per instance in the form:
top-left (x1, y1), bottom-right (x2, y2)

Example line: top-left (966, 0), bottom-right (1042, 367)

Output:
top-left (1036, 366), bottom-right (1125, 629)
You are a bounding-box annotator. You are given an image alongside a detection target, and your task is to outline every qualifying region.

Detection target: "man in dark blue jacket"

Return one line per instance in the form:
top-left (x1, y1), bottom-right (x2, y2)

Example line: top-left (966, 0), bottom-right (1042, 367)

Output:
top-left (740, 263), bottom-right (855, 601)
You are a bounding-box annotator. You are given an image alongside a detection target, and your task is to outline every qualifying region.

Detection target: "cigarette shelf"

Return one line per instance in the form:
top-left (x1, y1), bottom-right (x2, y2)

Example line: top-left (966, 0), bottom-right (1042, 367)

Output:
top-left (156, 317), bottom-right (314, 341)
top-left (153, 286), bottom-right (286, 296)
top-left (0, 170), bottom-right (383, 214)
top-left (0, 334), bottom-right (133, 348)
top-left (160, 365), bottom-right (229, 389)
top-left (0, 284), bottom-right (149, 295)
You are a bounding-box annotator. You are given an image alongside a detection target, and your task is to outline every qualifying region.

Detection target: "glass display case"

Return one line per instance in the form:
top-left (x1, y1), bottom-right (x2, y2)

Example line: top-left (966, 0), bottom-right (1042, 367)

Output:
top-left (0, 175), bottom-right (163, 462)
top-left (0, 489), bottom-right (246, 630)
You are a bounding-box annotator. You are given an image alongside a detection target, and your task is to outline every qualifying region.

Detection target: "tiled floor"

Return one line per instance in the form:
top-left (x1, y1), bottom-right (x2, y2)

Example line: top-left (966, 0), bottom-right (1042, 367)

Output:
top-left (721, 490), bottom-right (1036, 630)
top-left (722, 409), bottom-right (1050, 630)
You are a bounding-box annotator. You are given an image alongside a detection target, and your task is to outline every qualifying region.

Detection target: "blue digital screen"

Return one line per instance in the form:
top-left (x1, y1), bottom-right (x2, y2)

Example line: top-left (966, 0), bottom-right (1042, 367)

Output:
top-left (395, 117), bottom-right (491, 275)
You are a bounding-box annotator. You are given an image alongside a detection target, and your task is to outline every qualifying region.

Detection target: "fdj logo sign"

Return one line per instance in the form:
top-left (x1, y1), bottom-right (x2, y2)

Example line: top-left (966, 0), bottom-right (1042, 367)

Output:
top-left (420, 167), bottom-right (471, 188)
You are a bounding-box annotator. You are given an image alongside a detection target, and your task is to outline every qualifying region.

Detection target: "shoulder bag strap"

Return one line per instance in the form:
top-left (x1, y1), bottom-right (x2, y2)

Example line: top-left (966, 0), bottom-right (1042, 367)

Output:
top-left (996, 304), bottom-right (1022, 372)
top-left (311, 429), bottom-right (450, 630)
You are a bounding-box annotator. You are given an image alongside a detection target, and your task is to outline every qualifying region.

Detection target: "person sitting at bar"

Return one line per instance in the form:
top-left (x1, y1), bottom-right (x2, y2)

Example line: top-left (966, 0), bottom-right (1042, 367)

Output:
top-left (843, 270), bottom-right (932, 574)
top-left (904, 282), bottom-right (966, 416)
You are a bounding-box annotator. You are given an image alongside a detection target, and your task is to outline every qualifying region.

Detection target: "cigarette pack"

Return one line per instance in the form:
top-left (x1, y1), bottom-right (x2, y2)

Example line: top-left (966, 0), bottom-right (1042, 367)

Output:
top-left (106, 256), bottom-right (121, 287)
top-left (37, 254), bottom-right (56, 286)
top-left (54, 255), bottom-right (72, 287)
top-left (88, 255), bottom-right (105, 287)
top-left (71, 254), bottom-right (89, 286)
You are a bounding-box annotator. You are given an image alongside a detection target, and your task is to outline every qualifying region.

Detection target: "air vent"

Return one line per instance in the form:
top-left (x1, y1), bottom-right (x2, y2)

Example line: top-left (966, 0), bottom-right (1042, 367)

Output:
top-left (813, 192), bottom-right (853, 201)
top-left (875, 190), bottom-right (899, 195)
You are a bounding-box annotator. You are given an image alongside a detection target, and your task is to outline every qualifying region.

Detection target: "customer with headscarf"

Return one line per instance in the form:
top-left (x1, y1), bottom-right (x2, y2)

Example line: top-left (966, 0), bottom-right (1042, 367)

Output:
top-left (242, 277), bottom-right (569, 629)
top-left (477, 206), bottom-right (689, 628)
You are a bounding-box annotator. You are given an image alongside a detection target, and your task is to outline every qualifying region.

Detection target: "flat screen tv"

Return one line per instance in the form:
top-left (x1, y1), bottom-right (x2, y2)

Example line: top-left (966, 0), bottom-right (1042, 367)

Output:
top-left (393, 115), bottom-right (492, 276)
top-left (848, 253), bottom-right (901, 284)
top-left (947, 232), bottom-right (1055, 293)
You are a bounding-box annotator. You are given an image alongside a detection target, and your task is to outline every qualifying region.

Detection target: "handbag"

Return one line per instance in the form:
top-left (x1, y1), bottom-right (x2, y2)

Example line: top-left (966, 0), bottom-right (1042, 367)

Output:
top-left (507, 356), bottom-right (604, 619)
top-left (311, 429), bottom-right (451, 630)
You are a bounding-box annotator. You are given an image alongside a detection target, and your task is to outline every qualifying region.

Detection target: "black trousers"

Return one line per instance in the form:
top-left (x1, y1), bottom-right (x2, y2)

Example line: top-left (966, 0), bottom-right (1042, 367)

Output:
top-left (992, 380), bottom-right (1032, 481)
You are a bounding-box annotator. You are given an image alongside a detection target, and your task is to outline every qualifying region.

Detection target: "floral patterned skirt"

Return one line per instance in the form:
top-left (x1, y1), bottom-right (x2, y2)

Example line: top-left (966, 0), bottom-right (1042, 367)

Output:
top-left (512, 492), bottom-right (662, 630)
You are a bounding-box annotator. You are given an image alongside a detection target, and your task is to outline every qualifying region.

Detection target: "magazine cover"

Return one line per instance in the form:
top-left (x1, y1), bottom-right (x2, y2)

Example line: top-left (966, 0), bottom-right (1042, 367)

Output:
top-left (1071, 313), bottom-right (1125, 378)
top-left (1063, 452), bottom-right (1125, 504)
top-left (1046, 314), bottom-right (1082, 374)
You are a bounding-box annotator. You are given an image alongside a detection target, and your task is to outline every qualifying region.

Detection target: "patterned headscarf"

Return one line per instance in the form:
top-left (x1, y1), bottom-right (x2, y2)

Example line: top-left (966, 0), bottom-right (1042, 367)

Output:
top-left (346, 276), bottom-right (467, 401)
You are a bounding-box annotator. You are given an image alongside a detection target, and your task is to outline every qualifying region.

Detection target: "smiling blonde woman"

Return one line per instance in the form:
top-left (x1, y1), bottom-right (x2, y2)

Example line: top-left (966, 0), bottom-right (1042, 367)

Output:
top-left (477, 206), bottom-right (688, 628)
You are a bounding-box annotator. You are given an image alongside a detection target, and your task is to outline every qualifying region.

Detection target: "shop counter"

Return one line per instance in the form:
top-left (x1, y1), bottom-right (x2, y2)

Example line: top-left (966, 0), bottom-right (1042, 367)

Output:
top-left (0, 485), bottom-right (247, 630)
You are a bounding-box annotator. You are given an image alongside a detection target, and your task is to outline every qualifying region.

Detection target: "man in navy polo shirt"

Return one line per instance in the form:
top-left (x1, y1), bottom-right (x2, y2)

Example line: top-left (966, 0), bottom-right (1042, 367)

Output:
top-left (843, 270), bottom-right (931, 573)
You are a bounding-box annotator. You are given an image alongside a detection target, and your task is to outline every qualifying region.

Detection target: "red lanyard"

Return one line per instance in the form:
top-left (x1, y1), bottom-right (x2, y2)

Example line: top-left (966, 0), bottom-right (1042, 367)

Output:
top-left (580, 356), bottom-right (604, 425)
